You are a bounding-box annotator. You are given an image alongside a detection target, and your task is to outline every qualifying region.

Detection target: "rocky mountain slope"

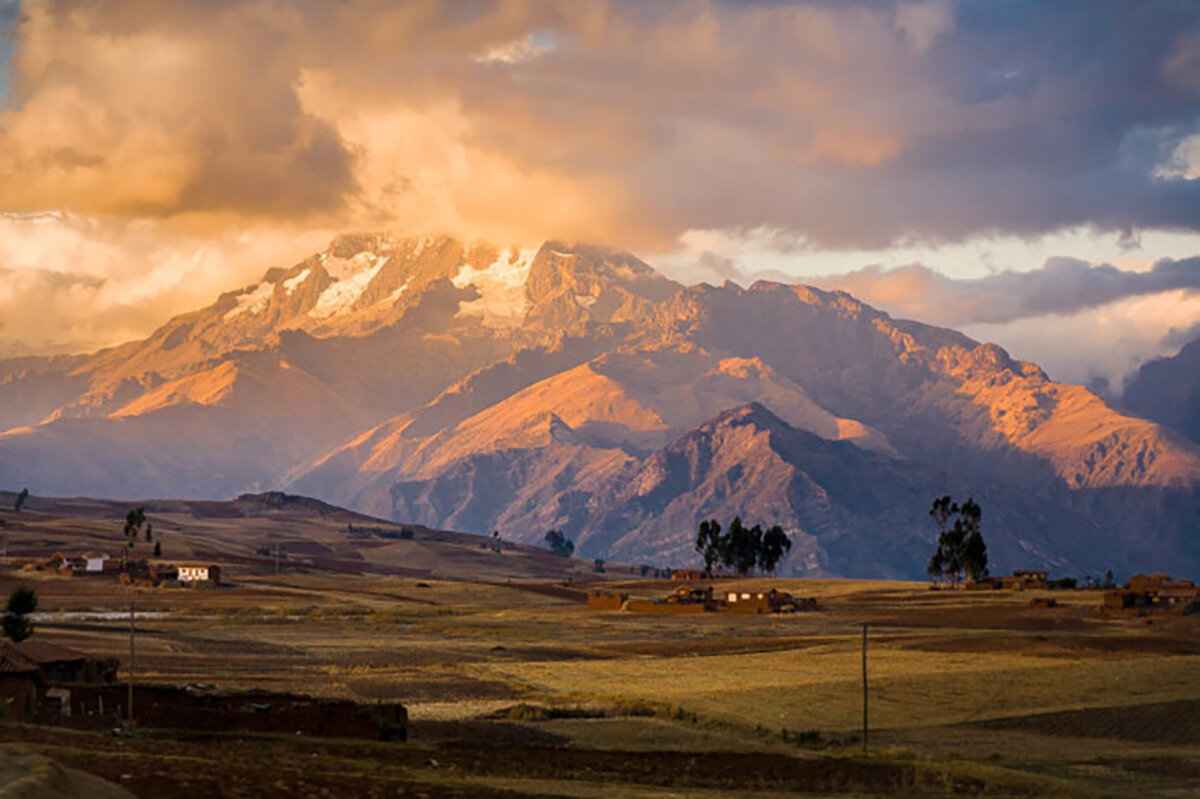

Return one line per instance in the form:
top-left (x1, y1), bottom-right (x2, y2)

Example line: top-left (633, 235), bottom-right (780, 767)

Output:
top-left (1122, 335), bottom-right (1200, 446)
top-left (2, 233), bottom-right (1198, 577)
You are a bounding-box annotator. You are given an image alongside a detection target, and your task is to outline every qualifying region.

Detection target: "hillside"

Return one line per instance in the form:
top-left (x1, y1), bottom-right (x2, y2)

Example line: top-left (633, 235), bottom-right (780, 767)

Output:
top-left (0, 490), bottom-right (605, 582)
top-left (2, 233), bottom-right (1199, 577)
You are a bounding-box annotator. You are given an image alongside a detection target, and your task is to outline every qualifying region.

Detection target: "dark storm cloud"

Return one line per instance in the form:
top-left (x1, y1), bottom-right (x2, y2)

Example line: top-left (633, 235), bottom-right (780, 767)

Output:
top-left (2, 1), bottom-right (1199, 248)
top-left (808, 256), bottom-right (1200, 327)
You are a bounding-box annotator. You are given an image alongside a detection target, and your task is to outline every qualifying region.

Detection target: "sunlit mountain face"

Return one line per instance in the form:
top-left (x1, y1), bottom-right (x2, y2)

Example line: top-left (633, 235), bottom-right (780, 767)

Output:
top-left (1, 2), bottom-right (1199, 577)
top-left (2, 233), bottom-right (1198, 577)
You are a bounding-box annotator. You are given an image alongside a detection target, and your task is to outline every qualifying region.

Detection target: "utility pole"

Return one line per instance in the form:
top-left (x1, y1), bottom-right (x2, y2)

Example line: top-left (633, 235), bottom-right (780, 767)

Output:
top-left (127, 584), bottom-right (135, 729)
top-left (861, 623), bottom-right (869, 755)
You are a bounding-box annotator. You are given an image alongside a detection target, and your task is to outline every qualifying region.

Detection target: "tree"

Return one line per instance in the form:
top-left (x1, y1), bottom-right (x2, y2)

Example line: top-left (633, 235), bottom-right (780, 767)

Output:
top-left (698, 518), bottom-right (793, 577)
top-left (543, 529), bottom-right (574, 558)
top-left (153, 541), bottom-right (162, 558)
top-left (927, 496), bottom-right (987, 586)
top-left (123, 507), bottom-right (148, 560)
top-left (13, 488), bottom-right (28, 513)
top-left (722, 517), bottom-right (761, 576)
top-left (759, 525), bottom-right (792, 575)
top-left (3, 587), bottom-right (36, 642)
top-left (695, 519), bottom-right (723, 576)
top-left (959, 499), bottom-right (987, 582)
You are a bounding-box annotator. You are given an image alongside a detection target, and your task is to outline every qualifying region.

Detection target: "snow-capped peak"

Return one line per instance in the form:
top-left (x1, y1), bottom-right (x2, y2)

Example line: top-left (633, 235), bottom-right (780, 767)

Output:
top-left (224, 280), bottom-right (275, 321)
top-left (452, 248), bottom-right (536, 327)
top-left (310, 252), bottom-right (390, 320)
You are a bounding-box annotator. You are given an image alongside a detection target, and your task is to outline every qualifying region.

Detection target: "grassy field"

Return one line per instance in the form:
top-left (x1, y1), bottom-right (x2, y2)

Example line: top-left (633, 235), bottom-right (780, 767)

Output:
top-left (2, 500), bottom-right (1200, 796)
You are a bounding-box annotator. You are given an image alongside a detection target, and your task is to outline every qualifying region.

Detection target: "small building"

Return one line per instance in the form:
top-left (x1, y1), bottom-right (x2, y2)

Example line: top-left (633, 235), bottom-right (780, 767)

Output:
top-left (12, 640), bottom-right (118, 686)
top-left (0, 644), bottom-right (40, 722)
top-left (1000, 570), bottom-right (1049, 590)
top-left (723, 588), bottom-right (816, 614)
top-left (1105, 573), bottom-right (1200, 614)
top-left (670, 569), bottom-right (706, 582)
top-left (724, 590), bottom-right (778, 613)
top-left (177, 564), bottom-right (221, 585)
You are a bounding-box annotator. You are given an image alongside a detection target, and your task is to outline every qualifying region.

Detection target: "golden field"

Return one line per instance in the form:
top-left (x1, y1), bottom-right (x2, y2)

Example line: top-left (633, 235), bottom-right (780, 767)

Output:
top-left (1, 500), bottom-right (1198, 796)
top-left (3, 564), bottom-right (1200, 797)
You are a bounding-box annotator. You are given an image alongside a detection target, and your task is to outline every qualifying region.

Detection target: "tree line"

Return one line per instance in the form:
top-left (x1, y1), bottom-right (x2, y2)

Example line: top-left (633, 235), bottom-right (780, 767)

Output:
top-left (695, 517), bottom-right (792, 576)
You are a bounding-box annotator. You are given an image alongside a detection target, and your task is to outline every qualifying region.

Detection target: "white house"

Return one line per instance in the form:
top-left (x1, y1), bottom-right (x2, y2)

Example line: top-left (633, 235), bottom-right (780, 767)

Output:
top-left (178, 565), bottom-right (214, 583)
top-left (82, 553), bottom-right (109, 572)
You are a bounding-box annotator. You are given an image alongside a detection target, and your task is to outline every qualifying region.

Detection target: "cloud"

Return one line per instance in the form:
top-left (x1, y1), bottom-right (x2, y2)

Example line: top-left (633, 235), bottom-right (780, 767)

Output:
top-left (1, 2), bottom-right (357, 222)
top-left (1161, 320), bottom-right (1200, 350)
top-left (805, 255), bottom-right (1200, 327)
top-left (1, 1), bottom-right (1199, 365)
top-left (792, 255), bottom-right (1200, 386)
top-left (0, 212), bottom-right (333, 352)
top-left (894, 1), bottom-right (954, 54)
top-left (0, 1), bottom-right (1197, 249)
top-left (960, 290), bottom-right (1200, 387)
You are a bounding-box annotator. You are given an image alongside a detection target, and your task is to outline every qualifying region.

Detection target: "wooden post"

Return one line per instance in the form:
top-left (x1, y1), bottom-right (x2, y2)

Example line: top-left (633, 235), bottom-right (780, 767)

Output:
top-left (127, 585), bottom-right (135, 729)
top-left (861, 623), bottom-right (868, 754)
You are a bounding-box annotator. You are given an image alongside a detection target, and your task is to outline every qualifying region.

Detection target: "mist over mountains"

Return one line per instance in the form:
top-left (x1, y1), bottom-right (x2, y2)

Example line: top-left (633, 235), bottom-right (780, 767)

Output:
top-left (2, 233), bottom-right (1198, 578)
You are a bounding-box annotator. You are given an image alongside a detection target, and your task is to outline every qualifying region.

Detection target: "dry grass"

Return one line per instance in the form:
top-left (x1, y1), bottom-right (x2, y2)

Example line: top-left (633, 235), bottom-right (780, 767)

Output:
top-left (5, 554), bottom-right (1200, 795)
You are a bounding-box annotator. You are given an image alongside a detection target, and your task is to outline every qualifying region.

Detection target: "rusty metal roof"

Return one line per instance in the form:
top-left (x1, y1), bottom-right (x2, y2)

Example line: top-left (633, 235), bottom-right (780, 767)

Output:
top-left (11, 640), bottom-right (88, 664)
top-left (0, 642), bottom-right (39, 674)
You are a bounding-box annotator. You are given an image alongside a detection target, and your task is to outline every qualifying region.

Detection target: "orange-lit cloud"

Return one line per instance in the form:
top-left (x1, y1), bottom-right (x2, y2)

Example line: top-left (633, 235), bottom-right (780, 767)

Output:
top-left (0, 0), bottom-right (1199, 368)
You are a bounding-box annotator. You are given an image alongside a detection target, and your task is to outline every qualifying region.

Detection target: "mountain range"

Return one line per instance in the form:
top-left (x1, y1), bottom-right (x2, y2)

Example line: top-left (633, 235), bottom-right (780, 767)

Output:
top-left (2, 233), bottom-right (1198, 578)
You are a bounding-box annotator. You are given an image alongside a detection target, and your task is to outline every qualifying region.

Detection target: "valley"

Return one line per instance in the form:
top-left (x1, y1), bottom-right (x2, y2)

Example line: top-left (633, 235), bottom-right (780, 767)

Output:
top-left (3, 495), bottom-right (1200, 796)
top-left (5, 551), bottom-right (1200, 796)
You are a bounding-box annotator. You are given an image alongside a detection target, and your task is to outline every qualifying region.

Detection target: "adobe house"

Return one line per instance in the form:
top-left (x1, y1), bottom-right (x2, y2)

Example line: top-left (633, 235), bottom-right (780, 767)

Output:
top-left (177, 564), bottom-right (221, 586)
top-left (722, 588), bottom-right (816, 614)
top-left (1001, 570), bottom-right (1049, 590)
top-left (0, 644), bottom-right (39, 722)
top-left (3, 640), bottom-right (116, 720)
top-left (13, 640), bottom-right (118, 686)
top-left (1106, 573), bottom-right (1200, 614)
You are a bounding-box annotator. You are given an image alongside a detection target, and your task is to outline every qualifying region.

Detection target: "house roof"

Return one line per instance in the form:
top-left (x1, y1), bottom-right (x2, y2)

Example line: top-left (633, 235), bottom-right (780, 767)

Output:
top-left (0, 642), bottom-right (39, 674)
top-left (11, 640), bottom-right (88, 665)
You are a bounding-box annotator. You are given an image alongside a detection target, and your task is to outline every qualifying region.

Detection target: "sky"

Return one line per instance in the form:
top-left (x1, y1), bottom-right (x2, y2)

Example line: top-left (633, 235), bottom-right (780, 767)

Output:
top-left (0, 0), bottom-right (1199, 388)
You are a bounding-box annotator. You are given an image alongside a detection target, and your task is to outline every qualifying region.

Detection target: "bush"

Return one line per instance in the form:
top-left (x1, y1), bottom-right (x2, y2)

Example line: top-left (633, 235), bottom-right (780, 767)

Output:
top-left (792, 729), bottom-right (823, 747)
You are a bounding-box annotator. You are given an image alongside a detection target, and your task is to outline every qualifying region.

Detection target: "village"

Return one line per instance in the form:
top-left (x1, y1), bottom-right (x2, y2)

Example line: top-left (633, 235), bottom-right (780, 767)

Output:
top-left (1, 494), bottom-right (1200, 797)
top-left (585, 567), bottom-right (1200, 617)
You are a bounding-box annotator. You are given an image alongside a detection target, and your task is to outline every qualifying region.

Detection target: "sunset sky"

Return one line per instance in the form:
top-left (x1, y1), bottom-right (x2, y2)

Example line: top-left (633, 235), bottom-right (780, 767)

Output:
top-left (2, 0), bottom-right (1199, 387)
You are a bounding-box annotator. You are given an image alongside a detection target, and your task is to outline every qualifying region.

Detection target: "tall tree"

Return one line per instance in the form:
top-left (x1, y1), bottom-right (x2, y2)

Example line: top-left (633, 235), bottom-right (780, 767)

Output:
top-left (13, 488), bottom-right (28, 513)
top-left (122, 507), bottom-right (147, 568)
top-left (2, 587), bottom-right (36, 642)
top-left (721, 517), bottom-right (761, 576)
top-left (927, 496), bottom-right (986, 586)
top-left (695, 519), bottom-right (723, 576)
top-left (959, 498), bottom-right (988, 582)
top-left (759, 525), bottom-right (792, 575)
